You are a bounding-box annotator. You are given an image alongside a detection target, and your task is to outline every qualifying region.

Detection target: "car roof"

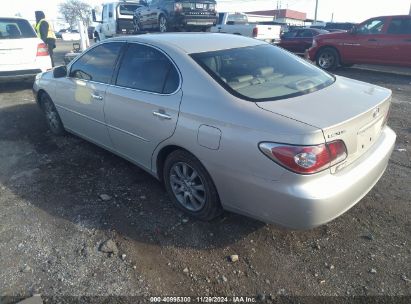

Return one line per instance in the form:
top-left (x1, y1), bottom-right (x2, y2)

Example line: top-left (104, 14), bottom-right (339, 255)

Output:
top-left (109, 33), bottom-right (265, 54)
top-left (0, 16), bottom-right (28, 20)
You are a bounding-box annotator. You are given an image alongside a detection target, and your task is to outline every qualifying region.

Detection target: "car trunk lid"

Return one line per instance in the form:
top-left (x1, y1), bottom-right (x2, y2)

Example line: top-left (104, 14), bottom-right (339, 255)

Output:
top-left (0, 38), bottom-right (39, 65)
top-left (256, 76), bottom-right (392, 173)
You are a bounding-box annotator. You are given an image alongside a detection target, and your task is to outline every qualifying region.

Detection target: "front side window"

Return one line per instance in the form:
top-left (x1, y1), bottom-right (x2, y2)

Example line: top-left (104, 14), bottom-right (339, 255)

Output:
top-left (191, 44), bottom-right (335, 101)
top-left (357, 18), bottom-right (386, 35)
top-left (116, 43), bottom-right (179, 94)
top-left (387, 18), bottom-right (411, 35)
top-left (70, 42), bottom-right (123, 83)
top-left (0, 18), bottom-right (36, 39)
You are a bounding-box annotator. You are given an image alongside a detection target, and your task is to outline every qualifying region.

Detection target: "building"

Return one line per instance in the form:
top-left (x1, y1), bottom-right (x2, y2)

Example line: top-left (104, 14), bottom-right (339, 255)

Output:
top-left (246, 9), bottom-right (307, 26)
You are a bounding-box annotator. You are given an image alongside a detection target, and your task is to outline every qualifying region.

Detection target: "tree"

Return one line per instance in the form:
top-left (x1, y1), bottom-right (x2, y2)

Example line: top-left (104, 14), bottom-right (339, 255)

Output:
top-left (58, 0), bottom-right (92, 29)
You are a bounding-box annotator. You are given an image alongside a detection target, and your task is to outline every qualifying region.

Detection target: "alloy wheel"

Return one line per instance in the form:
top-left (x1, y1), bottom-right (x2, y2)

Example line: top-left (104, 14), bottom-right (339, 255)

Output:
top-left (44, 101), bottom-right (60, 132)
top-left (169, 162), bottom-right (206, 212)
top-left (159, 16), bottom-right (167, 33)
top-left (318, 52), bottom-right (335, 69)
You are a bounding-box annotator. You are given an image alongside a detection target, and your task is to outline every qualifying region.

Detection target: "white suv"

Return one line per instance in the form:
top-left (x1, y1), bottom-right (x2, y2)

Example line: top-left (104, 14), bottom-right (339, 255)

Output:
top-left (0, 17), bottom-right (52, 81)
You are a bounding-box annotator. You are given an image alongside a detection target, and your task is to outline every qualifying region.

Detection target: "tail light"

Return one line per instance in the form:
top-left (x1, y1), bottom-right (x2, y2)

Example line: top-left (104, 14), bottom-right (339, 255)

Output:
top-left (174, 2), bottom-right (183, 12)
top-left (36, 43), bottom-right (49, 56)
top-left (259, 140), bottom-right (347, 174)
top-left (252, 27), bottom-right (258, 38)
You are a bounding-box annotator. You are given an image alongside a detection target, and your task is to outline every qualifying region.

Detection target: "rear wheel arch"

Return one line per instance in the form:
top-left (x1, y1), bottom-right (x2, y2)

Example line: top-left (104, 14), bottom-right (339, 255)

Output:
top-left (156, 145), bottom-right (191, 182)
top-left (36, 89), bottom-right (48, 108)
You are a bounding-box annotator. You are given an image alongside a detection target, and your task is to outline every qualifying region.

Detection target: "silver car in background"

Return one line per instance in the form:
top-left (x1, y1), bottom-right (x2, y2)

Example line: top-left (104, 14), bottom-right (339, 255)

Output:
top-left (33, 33), bottom-right (396, 229)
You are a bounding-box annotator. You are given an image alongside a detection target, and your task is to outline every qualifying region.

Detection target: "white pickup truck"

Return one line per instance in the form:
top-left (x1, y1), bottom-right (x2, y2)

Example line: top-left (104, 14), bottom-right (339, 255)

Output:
top-left (92, 1), bottom-right (143, 41)
top-left (211, 12), bottom-right (281, 43)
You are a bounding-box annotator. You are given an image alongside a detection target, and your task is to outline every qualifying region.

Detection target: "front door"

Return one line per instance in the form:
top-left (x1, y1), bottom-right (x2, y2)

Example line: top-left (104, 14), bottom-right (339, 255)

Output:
top-left (104, 43), bottom-right (182, 171)
top-left (384, 16), bottom-right (411, 66)
top-left (341, 17), bottom-right (388, 64)
top-left (53, 42), bottom-right (125, 149)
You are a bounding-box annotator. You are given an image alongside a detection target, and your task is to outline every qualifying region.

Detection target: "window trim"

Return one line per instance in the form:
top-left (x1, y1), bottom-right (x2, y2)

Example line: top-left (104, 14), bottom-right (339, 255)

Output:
top-left (110, 41), bottom-right (182, 96)
top-left (67, 41), bottom-right (127, 85)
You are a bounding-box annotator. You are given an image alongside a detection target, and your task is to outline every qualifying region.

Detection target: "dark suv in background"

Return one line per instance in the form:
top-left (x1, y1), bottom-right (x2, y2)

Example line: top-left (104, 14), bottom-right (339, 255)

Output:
top-left (133, 0), bottom-right (218, 33)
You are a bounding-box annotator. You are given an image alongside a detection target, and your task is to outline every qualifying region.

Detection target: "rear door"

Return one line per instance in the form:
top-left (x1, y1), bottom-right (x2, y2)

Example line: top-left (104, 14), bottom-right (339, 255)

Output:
top-left (279, 30), bottom-right (298, 52)
top-left (105, 43), bottom-right (182, 171)
top-left (385, 16), bottom-right (411, 66)
top-left (294, 29), bottom-right (316, 54)
top-left (0, 18), bottom-right (38, 68)
top-left (53, 42), bottom-right (125, 149)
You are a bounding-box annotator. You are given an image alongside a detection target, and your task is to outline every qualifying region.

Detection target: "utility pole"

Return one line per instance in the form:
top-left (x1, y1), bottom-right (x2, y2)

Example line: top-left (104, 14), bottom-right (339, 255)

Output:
top-left (331, 12), bottom-right (334, 22)
top-left (314, 0), bottom-right (319, 23)
top-left (409, 2), bottom-right (411, 15)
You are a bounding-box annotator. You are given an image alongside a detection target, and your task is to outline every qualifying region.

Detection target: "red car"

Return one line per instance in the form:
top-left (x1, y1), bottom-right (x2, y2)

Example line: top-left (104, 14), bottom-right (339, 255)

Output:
top-left (279, 28), bottom-right (329, 55)
top-left (306, 15), bottom-right (411, 70)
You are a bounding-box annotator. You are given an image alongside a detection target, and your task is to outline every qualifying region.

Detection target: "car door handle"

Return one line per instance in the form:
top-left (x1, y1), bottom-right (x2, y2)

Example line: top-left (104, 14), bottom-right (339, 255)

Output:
top-left (368, 38), bottom-right (378, 41)
top-left (91, 94), bottom-right (103, 101)
top-left (153, 111), bottom-right (171, 120)
top-left (404, 39), bottom-right (411, 42)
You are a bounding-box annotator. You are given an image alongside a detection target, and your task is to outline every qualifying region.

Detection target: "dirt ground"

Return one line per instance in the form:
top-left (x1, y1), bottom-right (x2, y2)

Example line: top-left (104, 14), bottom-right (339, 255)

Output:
top-left (0, 41), bottom-right (410, 303)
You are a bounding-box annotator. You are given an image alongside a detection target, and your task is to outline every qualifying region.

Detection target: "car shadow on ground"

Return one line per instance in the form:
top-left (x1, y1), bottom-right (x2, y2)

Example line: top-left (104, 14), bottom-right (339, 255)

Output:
top-left (2, 103), bottom-right (296, 250)
top-left (0, 80), bottom-right (34, 94)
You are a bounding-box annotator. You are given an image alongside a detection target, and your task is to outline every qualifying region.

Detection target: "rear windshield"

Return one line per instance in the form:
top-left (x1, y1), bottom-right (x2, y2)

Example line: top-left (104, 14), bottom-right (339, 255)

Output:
top-left (0, 18), bottom-right (36, 39)
top-left (119, 4), bottom-right (140, 15)
top-left (191, 44), bottom-right (335, 101)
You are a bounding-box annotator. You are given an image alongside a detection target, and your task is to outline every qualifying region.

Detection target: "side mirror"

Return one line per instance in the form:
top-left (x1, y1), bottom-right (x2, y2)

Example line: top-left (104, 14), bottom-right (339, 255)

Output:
top-left (350, 26), bottom-right (357, 34)
top-left (53, 65), bottom-right (67, 78)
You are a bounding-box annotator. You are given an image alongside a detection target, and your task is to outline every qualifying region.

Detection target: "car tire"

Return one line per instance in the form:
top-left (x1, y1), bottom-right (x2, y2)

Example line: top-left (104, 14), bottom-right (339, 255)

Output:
top-left (158, 15), bottom-right (168, 33)
top-left (40, 93), bottom-right (65, 136)
top-left (316, 47), bottom-right (339, 70)
top-left (163, 150), bottom-right (223, 221)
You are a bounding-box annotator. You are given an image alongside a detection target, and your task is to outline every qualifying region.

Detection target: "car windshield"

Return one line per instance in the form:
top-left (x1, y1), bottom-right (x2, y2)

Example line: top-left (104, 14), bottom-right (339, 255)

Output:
top-left (191, 44), bottom-right (335, 101)
top-left (119, 4), bottom-right (140, 15)
top-left (0, 18), bottom-right (37, 39)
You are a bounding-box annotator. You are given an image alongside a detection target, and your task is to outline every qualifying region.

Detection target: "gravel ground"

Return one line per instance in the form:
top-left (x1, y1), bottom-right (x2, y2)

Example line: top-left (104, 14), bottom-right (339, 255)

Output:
top-left (0, 41), bottom-right (410, 303)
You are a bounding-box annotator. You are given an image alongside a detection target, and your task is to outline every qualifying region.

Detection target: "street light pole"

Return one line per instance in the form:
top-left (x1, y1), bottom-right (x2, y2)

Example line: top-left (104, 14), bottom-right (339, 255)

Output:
top-left (314, 0), bottom-right (319, 23)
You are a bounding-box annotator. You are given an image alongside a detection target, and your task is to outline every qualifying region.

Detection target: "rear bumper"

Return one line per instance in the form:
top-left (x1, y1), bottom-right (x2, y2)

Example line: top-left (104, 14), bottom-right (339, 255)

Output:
top-left (0, 57), bottom-right (52, 82)
top-left (217, 126), bottom-right (396, 229)
top-left (0, 69), bottom-right (42, 81)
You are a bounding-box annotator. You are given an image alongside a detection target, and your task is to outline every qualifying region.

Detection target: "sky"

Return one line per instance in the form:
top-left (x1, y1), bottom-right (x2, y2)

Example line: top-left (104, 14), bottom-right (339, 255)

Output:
top-left (2, 0), bottom-right (410, 25)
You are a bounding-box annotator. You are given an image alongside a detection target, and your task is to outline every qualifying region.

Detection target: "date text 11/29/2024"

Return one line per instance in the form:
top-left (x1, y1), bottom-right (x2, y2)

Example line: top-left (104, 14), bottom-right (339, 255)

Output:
top-left (150, 296), bottom-right (257, 303)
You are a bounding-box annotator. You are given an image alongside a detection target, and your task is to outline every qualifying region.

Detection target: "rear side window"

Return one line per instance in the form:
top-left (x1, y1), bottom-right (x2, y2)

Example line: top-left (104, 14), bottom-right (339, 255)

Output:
top-left (116, 43), bottom-right (179, 94)
top-left (70, 42), bottom-right (123, 83)
top-left (0, 18), bottom-right (36, 39)
top-left (387, 18), bottom-right (411, 35)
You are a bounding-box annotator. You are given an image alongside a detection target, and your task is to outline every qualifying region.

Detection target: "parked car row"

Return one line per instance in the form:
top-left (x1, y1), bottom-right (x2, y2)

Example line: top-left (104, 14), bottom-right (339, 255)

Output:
top-left (279, 15), bottom-right (411, 71)
top-left (93, 1), bottom-right (281, 43)
top-left (307, 15), bottom-right (411, 70)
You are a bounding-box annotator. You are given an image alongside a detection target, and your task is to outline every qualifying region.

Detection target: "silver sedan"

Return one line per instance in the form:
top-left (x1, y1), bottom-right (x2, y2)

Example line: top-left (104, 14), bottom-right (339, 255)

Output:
top-left (33, 33), bottom-right (396, 229)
